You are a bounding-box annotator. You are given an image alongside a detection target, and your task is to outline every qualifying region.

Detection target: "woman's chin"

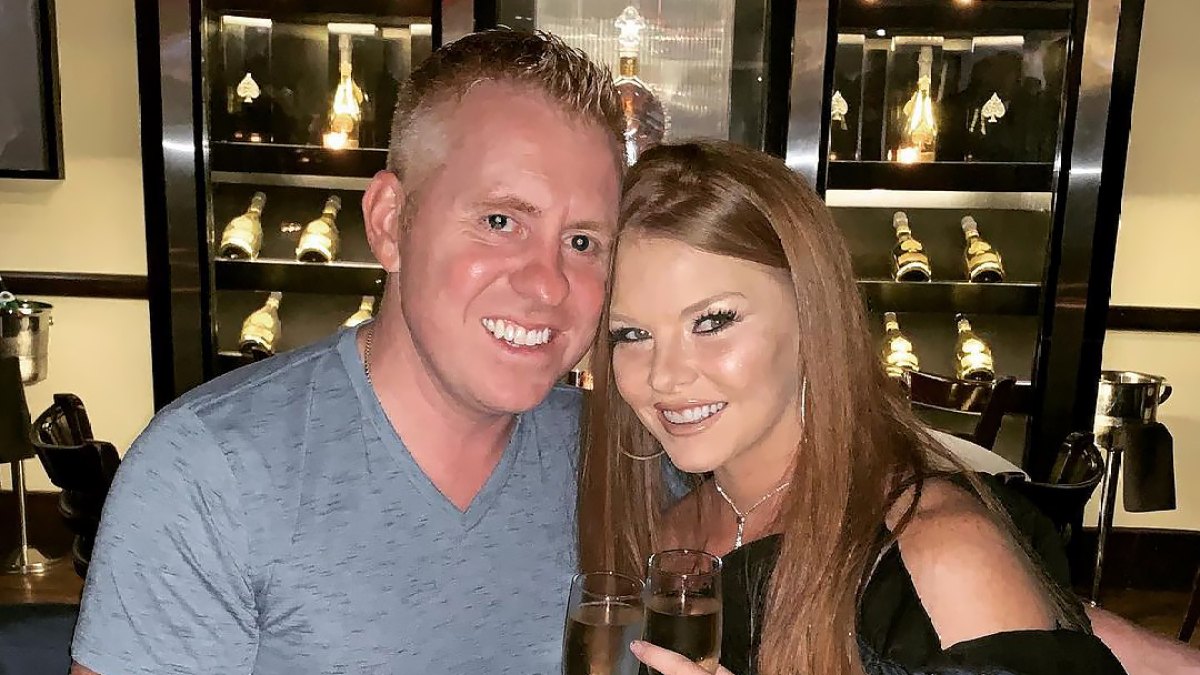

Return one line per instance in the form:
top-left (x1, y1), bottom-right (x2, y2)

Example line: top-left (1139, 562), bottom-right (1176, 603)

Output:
top-left (663, 449), bottom-right (724, 476)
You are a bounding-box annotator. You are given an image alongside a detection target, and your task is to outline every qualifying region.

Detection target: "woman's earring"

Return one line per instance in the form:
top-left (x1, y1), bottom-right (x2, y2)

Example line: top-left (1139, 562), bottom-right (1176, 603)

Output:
top-left (800, 377), bottom-right (808, 439)
top-left (619, 445), bottom-right (665, 461)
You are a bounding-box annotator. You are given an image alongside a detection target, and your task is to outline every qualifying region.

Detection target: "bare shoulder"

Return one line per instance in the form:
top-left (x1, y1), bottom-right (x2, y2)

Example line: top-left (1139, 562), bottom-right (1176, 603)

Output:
top-left (890, 478), bottom-right (1056, 648)
top-left (71, 663), bottom-right (101, 675)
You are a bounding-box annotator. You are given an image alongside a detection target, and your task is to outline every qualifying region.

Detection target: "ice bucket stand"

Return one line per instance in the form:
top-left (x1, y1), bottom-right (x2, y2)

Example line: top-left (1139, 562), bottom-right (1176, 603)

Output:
top-left (1089, 370), bottom-right (1173, 605)
top-left (0, 286), bottom-right (61, 575)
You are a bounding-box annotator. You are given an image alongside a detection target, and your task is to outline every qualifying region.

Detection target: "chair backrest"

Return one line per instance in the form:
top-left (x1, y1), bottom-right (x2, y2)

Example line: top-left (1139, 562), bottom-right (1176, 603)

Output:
top-left (31, 395), bottom-right (119, 493)
top-left (999, 431), bottom-right (1105, 546)
top-left (52, 393), bottom-right (93, 445)
top-left (904, 370), bottom-right (1017, 451)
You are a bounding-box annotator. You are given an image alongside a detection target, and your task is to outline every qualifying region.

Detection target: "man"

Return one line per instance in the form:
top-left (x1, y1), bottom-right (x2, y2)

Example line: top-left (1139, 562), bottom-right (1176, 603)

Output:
top-left (71, 29), bottom-right (624, 674)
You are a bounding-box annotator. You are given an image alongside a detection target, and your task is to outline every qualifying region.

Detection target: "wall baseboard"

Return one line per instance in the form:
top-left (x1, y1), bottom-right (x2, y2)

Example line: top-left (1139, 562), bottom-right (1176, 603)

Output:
top-left (1069, 527), bottom-right (1200, 592)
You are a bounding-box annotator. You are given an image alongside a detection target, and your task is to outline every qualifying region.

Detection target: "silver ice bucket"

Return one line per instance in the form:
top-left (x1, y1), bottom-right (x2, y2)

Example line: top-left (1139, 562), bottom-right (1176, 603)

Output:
top-left (0, 293), bottom-right (53, 385)
top-left (1095, 370), bottom-right (1171, 430)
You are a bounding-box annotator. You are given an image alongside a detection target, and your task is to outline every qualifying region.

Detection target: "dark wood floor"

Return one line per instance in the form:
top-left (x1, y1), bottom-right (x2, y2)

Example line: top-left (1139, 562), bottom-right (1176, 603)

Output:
top-left (1098, 588), bottom-right (1198, 646)
top-left (0, 556), bottom-right (82, 605)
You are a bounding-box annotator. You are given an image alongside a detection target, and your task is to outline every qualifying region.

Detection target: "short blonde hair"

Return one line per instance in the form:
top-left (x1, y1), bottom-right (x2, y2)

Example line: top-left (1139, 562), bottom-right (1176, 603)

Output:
top-left (387, 29), bottom-right (624, 184)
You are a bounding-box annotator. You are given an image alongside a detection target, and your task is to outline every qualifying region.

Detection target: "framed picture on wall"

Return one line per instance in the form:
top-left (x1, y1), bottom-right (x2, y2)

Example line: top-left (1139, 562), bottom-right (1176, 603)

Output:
top-left (0, 0), bottom-right (62, 179)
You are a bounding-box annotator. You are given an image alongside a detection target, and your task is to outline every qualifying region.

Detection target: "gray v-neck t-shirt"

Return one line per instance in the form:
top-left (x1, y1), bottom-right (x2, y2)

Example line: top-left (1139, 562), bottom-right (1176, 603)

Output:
top-left (73, 327), bottom-right (582, 674)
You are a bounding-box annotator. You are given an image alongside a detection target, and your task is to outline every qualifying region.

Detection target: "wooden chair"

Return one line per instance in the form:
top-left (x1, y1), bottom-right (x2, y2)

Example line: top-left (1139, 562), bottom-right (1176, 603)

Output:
top-left (903, 370), bottom-right (1017, 451)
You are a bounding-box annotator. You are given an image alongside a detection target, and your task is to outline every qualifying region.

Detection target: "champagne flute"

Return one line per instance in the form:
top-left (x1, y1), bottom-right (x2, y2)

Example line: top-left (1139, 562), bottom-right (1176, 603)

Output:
top-left (563, 571), bottom-right (645, 675)
top-left (643, 550), bottom-right (723, 674)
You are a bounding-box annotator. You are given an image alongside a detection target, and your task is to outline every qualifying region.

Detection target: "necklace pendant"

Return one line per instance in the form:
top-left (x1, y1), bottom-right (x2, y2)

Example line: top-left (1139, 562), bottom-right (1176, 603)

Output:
top-left (734, 515), bottom-right (746, 549)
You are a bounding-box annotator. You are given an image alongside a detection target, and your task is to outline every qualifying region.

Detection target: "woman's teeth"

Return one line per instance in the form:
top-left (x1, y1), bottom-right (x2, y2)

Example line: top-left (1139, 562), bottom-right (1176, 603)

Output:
top-left (661, 402), bottom-right (726, 425)
top-left (482, 318), bottom-right (552, 347)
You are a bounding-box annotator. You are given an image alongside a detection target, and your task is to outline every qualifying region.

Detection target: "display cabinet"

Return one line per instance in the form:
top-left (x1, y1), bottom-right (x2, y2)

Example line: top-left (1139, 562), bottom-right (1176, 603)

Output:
top-left (812, 0), bottom-right (1143, 476)
top-left (139, 0), bottom-right (1143, 475)
top-left (136, 0), bottom-right (459, 406)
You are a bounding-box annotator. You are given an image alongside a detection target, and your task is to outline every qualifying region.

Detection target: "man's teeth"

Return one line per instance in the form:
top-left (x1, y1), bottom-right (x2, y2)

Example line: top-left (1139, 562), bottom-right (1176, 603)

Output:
top-left (661, 402), bottom-right (726, 425)
top-left (482, 318), bottom-right (552, 347)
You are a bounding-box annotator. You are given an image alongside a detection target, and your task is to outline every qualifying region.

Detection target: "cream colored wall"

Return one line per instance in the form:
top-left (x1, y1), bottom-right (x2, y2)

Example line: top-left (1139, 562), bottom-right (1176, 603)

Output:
top-left (0, 0), bottom-right (153, 491)
top-left (1082, 0), bottom-right (1200, 530)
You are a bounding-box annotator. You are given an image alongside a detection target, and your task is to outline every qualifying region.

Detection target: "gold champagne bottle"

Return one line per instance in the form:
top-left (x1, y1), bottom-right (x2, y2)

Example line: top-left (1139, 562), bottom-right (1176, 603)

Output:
top-left (895, 45), bottom-right (938, 163)
top-left (296, 195), bottom-right (342, 263)
top-left (342, 296), bottom-right (376, 328)
top-left (961, 216), bottom-right (1006, 283)
top-left (218, 192), bottom-right (266, 260)
top-left (891, 212), bottom-right (932, 282)
top-left (954, 313), bottom-right (995, 382)
top-left (239, 291), bottom-right (283, 358)
top-left (568, 351), bottom-right (594, 390)
top-left (881, 312), bottom-right (920, 380)
top-left (323, 33), bottom-right (366, 150)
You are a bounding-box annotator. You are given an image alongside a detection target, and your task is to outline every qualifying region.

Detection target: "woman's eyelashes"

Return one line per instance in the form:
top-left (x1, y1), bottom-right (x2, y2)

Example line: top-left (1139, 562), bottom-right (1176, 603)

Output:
top-left (609, 309), bottom-right (741, 344)
top-left (693, 308), bottom-right (740, 334)
top-left (609, 326), bottom-right (650, 344)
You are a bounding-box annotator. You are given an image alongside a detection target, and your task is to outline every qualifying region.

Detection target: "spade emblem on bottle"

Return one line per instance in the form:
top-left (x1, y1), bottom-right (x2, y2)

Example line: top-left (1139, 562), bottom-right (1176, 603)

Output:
top-left (981, 92), bottom-right (1007, 124)
top-left (831, 90), bottom-right (850, 130)
top-left (236, 72), bottom-right (261, 103)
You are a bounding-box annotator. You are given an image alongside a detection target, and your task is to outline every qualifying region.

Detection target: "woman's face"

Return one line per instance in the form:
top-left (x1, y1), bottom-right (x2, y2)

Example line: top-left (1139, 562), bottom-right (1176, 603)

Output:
top-left (608, 234), bottom-right (804, 475)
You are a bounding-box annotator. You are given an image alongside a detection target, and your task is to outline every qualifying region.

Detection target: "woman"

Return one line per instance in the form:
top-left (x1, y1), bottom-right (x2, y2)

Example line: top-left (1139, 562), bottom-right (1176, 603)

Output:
top-left (577, 140), bottom-right (1125, 674)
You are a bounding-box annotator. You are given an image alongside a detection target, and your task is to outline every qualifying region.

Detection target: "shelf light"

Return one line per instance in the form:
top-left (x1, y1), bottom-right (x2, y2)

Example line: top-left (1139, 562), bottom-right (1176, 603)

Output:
top-left (327, 22), bottom-right (379, 36)
top-left (221, 15), bottom-right (272, 29)
top-left (973, 35), bottom-right (1026, 49)
top-left (876, 29), bottom-right (887, 37)
top-left (410, 23), bottom-right (433, 37)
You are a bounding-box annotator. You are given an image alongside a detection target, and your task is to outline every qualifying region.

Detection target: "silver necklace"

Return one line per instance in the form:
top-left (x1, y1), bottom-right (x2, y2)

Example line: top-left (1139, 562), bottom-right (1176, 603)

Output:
top-left (363, 324), bottom-right (374, 383)
top-left (713, 479), bottom-right (791, 549)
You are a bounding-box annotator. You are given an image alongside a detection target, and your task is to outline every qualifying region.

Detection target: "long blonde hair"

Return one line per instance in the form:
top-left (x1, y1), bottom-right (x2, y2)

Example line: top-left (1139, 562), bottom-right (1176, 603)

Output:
top-left (577, 140), bottom-right (1085, 674)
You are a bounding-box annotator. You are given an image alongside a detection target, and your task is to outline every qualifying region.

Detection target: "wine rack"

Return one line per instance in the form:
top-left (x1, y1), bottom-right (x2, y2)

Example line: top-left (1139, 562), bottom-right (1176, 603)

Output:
top-left (812, 0), bottom-right (1135, 474)
top-left (141, 0), bottom-right (1141, 482)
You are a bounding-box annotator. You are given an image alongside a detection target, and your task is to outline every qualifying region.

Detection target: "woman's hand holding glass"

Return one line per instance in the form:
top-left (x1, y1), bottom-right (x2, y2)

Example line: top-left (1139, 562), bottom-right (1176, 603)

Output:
top-left (638, 550), bottom-right (724, 675)
top-left (562, 572), bottom-right (645, 675)
top-left (630, 640), bottom-right (735, 675)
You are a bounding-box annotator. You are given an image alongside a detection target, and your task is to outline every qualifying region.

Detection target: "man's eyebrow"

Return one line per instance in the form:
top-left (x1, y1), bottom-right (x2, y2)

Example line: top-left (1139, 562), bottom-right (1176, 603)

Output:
top-left (472, 194), bottom-right (542, 216)
top-left (570, 220), bottom-right (616, 235)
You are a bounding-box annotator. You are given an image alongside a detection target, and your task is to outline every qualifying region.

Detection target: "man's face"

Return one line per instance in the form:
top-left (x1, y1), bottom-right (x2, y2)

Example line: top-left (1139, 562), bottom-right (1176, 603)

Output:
top-left (397, 82), bottom-right (621, 415)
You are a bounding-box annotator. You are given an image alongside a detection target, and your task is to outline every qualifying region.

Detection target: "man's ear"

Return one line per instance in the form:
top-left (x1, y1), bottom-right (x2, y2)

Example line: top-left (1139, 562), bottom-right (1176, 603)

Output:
top-left (362, 170), bottom-right (406, 274)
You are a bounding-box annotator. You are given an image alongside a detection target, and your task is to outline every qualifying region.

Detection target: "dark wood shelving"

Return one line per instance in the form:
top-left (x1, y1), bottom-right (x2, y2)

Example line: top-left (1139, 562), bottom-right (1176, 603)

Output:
top-left (214, 258), bottom-right (386, 295)
top-left (829, 161), bottom-right (1055, 193)
top-left (837, 0), bottom-right (1073, 34)
top-left (210, 142), bottom-right (387, 179)
top-left (857, 279), bottom-right (1041, 315)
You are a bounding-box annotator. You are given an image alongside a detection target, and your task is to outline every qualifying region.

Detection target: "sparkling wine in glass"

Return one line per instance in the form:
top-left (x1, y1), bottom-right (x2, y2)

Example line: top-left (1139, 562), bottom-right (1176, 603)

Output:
top-left (643, 549), bottom-right (723, 674)
top-left (563, 572), bottom-right (645, 675)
